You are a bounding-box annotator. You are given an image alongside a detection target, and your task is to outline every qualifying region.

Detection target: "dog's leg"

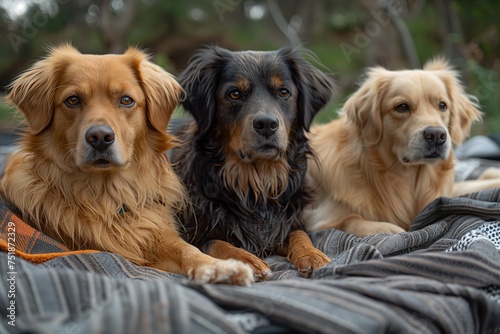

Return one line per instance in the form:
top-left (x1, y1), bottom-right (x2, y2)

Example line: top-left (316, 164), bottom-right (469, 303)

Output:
top-left (154, 238), bottom-right (255, 286)
top-left (478, 167), bottom-right (500, 180)
top-left (453, 179), bottom-right (500, 196)
top-left (285, 230), bottom-right (330, 278)
top-left (202, 240), bottom-right (272, 281)
top-left (318, 214), bottom-right (406, 237)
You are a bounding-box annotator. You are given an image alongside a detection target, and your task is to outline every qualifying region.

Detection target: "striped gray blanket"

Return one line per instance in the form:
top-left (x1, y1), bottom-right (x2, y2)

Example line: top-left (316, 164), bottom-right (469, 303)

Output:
top-left (2, 188), bottom-right (500, 333)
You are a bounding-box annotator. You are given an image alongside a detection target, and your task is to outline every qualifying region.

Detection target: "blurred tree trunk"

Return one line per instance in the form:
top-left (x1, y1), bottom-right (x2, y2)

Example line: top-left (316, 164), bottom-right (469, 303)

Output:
top-left (99, 0), bottom-right (138, 53)
top-left (357, 0), bottom-right (400, 68)
top-left (433, 0), bottom-right (465, 64)
top-left (357, 0), bottom-right (419, 68)
top-left (272, 0), bottom-right (326, 43)
top-left (267, 0), bottom-right (301, 45)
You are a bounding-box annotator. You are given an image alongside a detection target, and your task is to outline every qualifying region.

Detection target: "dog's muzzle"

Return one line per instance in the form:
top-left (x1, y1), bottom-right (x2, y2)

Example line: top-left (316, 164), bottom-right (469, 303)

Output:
top-left (402, 126), bottom-right (451, 164)
top-left (253, 115), bottom-right (279, 138)
top-left (423, 126), bottom-right (447, 147)
top-left (237, 114), bottom-right (287, 161)
top-left (420, 126), bottom-right (449, 160)
top-left (82, 125), bottom-right (122, 168)
top-left (85, 125), bottom-right (115, 151)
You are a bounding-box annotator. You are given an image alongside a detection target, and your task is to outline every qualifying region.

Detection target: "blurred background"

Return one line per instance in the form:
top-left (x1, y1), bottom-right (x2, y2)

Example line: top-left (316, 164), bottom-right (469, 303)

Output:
top-left (0, 0), bottom-right (498, 134)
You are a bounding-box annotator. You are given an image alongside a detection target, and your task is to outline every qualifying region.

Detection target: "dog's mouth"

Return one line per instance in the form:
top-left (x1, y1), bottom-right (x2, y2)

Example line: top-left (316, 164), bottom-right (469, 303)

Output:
top-left (402, 148), bottom-right (448, 165)
top-left (422, 151), bottom-right (443, 160)
top-left (81, 152), bottom-right (125, 170)
top-left (92, 158), bottom-right (112, 168)
top-left (238, 144), bottom-right (283, 161)
top-left (259, 143), bottom-right (280, 152)
top-left (257, 144), bottom-right (282, 159)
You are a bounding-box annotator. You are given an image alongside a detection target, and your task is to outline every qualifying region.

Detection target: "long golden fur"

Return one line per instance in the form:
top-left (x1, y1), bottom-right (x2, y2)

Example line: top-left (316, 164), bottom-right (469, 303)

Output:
top-left (305, 59), bottom-right (500, 237)
top-left (1, 45), bottom-right (253, 285)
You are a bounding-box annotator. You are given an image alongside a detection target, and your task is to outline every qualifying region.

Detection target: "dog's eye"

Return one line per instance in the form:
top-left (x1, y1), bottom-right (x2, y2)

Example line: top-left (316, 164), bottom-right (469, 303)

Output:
top-left (64, 96), bottom-right (81, 107)
top-left (120, 96), bottom-right (135, 107)
top-left (228, 90), bottom-right (241, 100)
top-left (395, 103), bottom-right (410, 113)
top-left (278, 88), bottom-right (290, 99)
top-left (438, 102), bottom-right (447, 112)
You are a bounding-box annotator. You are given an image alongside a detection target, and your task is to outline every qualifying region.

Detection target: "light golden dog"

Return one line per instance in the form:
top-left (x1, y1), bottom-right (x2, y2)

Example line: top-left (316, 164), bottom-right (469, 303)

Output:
top-left (1, 45), bottom-right (253, 285)
top-left (305, 59), bottom-right (500, 236)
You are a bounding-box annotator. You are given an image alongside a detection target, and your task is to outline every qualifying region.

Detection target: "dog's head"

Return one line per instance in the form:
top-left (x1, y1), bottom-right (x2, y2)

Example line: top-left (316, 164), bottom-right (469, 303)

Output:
top-left (7, 45), bottom-right (182, 172)
top-left (180, 46), bottom-right (334, 162)
top-left (343, 59), bottom-right (481, 165)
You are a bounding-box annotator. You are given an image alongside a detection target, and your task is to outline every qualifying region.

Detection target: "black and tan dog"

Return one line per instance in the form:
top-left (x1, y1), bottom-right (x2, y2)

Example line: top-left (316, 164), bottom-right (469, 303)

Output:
top-left (171, 46), bottom-right (334, 280)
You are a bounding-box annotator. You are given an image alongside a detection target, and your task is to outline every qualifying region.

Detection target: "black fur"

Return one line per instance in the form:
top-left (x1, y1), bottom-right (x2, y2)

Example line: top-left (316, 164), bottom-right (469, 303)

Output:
top-left (172, 46), bottom-right (334, 257)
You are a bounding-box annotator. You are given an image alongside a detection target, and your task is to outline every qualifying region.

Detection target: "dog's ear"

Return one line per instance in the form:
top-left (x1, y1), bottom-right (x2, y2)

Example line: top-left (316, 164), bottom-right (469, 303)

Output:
top-left (342, 67), bottom-right (389, 145)
top-left (279, 47), bottom-right (335, 130)
top-left (7, 44), bottom-right (77, 134)
top-left (424, 59), bottom-right (482, 146)
top-left (127, 48), bottom-right (183, 132)
top-left (179, 46), bottom-right (229, 135)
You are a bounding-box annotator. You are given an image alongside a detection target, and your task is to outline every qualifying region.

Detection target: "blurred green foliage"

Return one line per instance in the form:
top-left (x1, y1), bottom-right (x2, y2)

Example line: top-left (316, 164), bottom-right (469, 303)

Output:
top-left (0, 0), bottom-right (498, 134)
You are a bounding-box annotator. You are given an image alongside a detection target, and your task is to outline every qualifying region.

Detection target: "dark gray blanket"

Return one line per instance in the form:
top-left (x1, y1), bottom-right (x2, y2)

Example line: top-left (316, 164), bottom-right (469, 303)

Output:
top-left (2, 189), bottom-right (500, 333)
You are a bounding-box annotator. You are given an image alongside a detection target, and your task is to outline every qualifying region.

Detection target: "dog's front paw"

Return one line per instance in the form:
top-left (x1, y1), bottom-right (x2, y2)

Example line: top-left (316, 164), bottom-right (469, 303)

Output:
top-left (251, 260), bottom-right (273, 282)
top-left (287, 230), bottom-right (331, 278)
top-left (230, 251), bottom-right (272, 282)
top-left (189, 259), bottom-right (255, 286)
top-left (289, 248), bottom-right (331, 278)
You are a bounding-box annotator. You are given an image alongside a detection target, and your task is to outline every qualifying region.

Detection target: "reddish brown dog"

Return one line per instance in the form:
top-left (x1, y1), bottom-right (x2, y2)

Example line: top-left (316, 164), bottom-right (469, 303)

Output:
top-left (1, 45), bottom-right (253, 285)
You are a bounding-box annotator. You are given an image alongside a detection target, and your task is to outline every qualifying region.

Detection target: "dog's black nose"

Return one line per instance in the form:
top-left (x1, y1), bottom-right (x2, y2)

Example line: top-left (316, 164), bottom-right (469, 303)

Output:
top-left (85, 125), bottom-right (115, 151)
top-left (253, 115), bottom-right (279, 138)
top-left (423, 127), bottom-right (447, 146)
